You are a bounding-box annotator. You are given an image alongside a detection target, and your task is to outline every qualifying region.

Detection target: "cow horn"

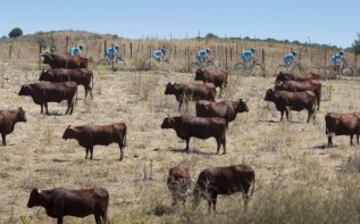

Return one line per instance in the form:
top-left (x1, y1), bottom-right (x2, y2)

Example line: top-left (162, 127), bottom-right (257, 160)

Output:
top-left (37, 189), bottom-right (41, 194)
top-left (244, 98), bottom-right (249, 103)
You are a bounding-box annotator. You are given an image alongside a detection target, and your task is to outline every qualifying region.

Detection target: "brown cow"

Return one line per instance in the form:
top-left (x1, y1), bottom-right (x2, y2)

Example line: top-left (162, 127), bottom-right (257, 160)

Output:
top-left (325, 112), bottom-right (360, 147)
top-left (41, 53), bottom-right (88, 69)
top-left (264, 89), bottom-right (316, 123)
top-left (39, 68), bottom-right (94, 99)
top-left (195, 68), bottom-right (228, 95)
top-left (18, 82), bottom-right (77, 115)
top-left (167, 165), bottom-right (192, 206)
top-left (164, 82), bottom-right (216, 111)
top-left (0, 108), bottom-right (27, 145)
top-left (27, 188), bottom-right (109, 224)
top-left (196, 99), bottom-right (249, 127)
top-left (275, 80), bottom-right (322, 110)
top-left (161, 115), bottom-right (226, 154)
top-left (192, 164), bottom-right (255, 213)
top-left (62, 123), bottom-right (127, 161)
top-left (275, 71), bottom-right (320, 83)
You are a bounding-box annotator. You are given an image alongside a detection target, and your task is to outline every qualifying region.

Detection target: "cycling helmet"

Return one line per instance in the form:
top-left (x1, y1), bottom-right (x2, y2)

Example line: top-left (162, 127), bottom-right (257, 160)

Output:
top-left (114, 44), bottom-right (119, 50)
top-left (78, 45), bottom-right (84, 50)
top-left (161, 48), bottom-right (167, 54)
top-left (205, 48), bottom-right (212, 52)
top-left (250, 48), bottom-right (256, 53)
top-left (339, 50), bottom-right (344, 55)
top-left (291, 51), bottom-right (297, 56)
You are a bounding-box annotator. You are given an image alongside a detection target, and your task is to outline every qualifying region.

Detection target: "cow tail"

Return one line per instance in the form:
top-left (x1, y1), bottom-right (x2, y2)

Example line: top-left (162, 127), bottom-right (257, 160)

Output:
top-left (91, 71), bottom-right (94, 89)
top-left (250, 174), bottom-right (255, 196)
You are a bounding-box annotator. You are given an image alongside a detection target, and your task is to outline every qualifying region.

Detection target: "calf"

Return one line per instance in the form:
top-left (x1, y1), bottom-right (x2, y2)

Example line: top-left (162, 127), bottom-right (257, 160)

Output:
top-left (0, 107), bottom-right (27, 145)
top-left (18, 82), bottom-right (77, 115)
top-left (275, 80), bottom-right (322, 110)
top-left (161, 115), bottom-right (226, 154)
top-left (196, 99), bottom-right (249, 127)
top-left (192, 164), bottom-right (255, 213)
top-left (39, 68), bottom-right (94, 99)
top-left (264, 89), bottom-right (316, 123)
top-left (27, 187), bottom-right (109, 224)
top-left (164, 82), bottom-right (216, 111)
top-left (41, 53), bottom-right (88, 69)
top-left (275, 71), bottom-right (320, 83)
top-left (167, 165), bottom-right (192, 206)
top-left (195, 68), bottom-right (228, 95)
top-left (325, 112), bottom-right (360, 147)
top-left (62, 122), bottom-right (127, 161)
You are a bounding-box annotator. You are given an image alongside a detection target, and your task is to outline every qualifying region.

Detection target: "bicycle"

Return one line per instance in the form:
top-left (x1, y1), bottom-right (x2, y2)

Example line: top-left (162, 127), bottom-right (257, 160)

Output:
top-left (318, 59), bottom-right (354, 79)
top-left (193, 58), bottom-right (216, 69)
top-left (276, 61), bottom-right (303, 73)
top-left (98, 56), bottom-right (126, 66)
top-left (233, 59), bottom-right (264, 76)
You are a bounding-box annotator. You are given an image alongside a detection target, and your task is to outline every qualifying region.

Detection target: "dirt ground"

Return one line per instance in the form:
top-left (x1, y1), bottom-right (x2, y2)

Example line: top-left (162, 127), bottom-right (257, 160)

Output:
top-left (1, 64), bottom-right (360, 223)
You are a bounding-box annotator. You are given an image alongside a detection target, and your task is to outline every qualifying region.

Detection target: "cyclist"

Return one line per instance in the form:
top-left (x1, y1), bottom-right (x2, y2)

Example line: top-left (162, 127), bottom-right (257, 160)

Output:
top-left (105, 44), bottom-right (119, 62)
top-left (196, 48), bottom-right (211, 63)
top-left (241, 48), bottom-right (256, 65)
top-left (283, 51), bottom-right (297, 67)
top-left (68, 45), bottom-right (83, 56)
top-left (331, 50), bottom-right (344, 70)
top-left (152, 48), bottom-right (167, 62)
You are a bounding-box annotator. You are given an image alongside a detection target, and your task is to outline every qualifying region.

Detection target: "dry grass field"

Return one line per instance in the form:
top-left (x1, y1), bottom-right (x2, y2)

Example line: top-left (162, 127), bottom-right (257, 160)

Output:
top-left (1, 60), bottom-right (360, 224)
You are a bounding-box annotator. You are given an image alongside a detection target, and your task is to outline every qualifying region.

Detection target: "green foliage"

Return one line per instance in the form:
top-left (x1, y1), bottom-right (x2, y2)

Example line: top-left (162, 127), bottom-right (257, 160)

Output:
top-left (353, 33), bottom-right (360, 54)
top-left (8, 27), bottom-right (23, 38)
top-left (1, 35), bottom-right (7, 40)
top-left (204, 33), bottom-right (219, 39)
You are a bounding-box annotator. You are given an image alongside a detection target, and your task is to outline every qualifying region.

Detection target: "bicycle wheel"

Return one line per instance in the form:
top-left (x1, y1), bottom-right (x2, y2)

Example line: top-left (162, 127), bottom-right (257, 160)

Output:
top-left (341, 66), bottom-right (354, 76)
top-left (251, 63), bottom-right (264, 76)
top-left (98, 58), bottom-right (109, 66)
top-left (290, 64), bottom-right (303, 73)
top-left (276, 64), bottom-right (290, 74)
top-left (233, 63), bottom-right (246, 75)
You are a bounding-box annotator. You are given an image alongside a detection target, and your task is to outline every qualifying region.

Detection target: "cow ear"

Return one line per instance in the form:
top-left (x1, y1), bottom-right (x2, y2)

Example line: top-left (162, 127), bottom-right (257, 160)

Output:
top-left (18, 107), bottom-right (23, 111)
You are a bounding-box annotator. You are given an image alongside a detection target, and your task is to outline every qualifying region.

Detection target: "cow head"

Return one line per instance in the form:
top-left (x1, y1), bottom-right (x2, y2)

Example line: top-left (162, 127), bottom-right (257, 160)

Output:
top-left (195, 69), bottom-right (206, 81)
top-left (275, 72), bottom-right (291, 84)
top-left (237, 99), bottom-right (249, 113)
top-left (62, 125), bottom-right (75, 139)
top-left (27, 188), bottom-right (42, 208)
top-left (41, 53), bottom-right (53, 64)
top-left (16, 107), bottom-right (27, 122)
top-left (264, 89), bottom-right (275, 101)
top-left (39, 70), bottom-right (51, 81)
top-left (161, 116), bottom-right (176, 129)
top-left (18, 84), bottom-right (33, 96)
top-left (164, 82), bottom-right (177, 95)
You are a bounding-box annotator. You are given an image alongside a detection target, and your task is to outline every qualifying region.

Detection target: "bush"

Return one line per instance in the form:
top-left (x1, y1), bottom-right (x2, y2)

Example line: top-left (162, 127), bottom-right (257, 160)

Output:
top-left (8, 27), bottom-right (23, 38)
top-left (1, 35), bottom-right (7, 40)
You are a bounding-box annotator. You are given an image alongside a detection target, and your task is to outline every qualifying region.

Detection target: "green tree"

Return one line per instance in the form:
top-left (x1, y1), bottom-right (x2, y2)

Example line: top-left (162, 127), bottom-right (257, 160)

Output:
top-left (8, 27), bottom-right (23, 38)
top-left (205, 33), bottom-right (219, 39)
top-left (353, 33), bottom-right (360, 54)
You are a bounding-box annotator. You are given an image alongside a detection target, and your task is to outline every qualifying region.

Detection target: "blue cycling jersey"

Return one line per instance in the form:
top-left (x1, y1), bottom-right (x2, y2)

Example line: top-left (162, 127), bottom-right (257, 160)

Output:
top-left (283, 53), bottom-right (295, 65)
top-left (331, 52), bottom-right (343, 64)
top-left (196, 49), bottom-right (208, 62)
top-left (241, 50), bottom-right (253, 63)
top-left (68, 47), bottom-right (81, 56)
top-left (106, 47), bottom-right (117, 60)
top-left (152, 50), bottom-right (163, 59)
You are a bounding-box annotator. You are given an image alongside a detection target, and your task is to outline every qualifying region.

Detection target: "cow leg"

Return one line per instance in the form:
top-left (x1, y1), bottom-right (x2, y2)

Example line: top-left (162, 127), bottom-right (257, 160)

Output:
top-left (101, 211), bottom-right (108, 224)
top-left (178, 102), bottom-right (182, 112)
top-left (357, 134), bottom-right (359, 144)
top-left (280, 110), bottom-right (284, 121)
top-left (216, 139), bottom-right (221, 154)
top-left (94, 214), bottom-right (101, 224)
top-left (171, 194), bottom-right (178, 206)
top-left (40, 104), bottom-right (43, 114)
top-left (243, 192), bottom-right (250, 210)
top-left (44, 103), bottom-right (49, 115)
top-left (285, 109), bottom-right (289, 122)
top-left (350, 134), bottom-right (354, 146)
top-left (328, 135), bottom-right (333, 148)
top-left (84, 86), bottom-right (88, 99)
top-left (69, 99), bottom-right (74, 115)
top-left (222, 137), bottom-right (226, 154)
top-left (185, 138), bottom-right (190, 152)
top-left (90, 146), bottom-right (94, 160)
top-left (85, 148), bottom-right (89, 159)
top-left (118, 144), bottom-right (124, 161)
top-left (57, 217), bottom-right (63, 224)
top-left (211, 195), bottom-right (217, 213)
top-left (1, 133), bottom-right (6, 146)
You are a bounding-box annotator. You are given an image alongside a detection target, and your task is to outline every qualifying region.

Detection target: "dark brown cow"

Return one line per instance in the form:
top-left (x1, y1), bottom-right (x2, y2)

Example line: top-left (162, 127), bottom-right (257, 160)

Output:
top-left (196, 99), bottom-right (249, 127)
top-left (275, 80), bottom-right (322, 110)
top-left (164, 82), bottom-right (216, 111)
top-left (41, 53), bottom-right (88, 69)
top-left (325, 112), bottom-right (360, 147)
top-left (275, 71), bottom-right (320, 83)
top-left (27, 188), bottom-right (109, 224)
top-left (18, 82), bottom-right (77, 115)
top-left (264, 89), bottom-right (316, 123)
top-left (192, 164), bottom-right (255, 213)
top-left (62, 122), bottom-right (127, 161)
top-left (39, 68), bottom-right (94, 99)
top-left (167, 165), bottom-right (192, 206)
top-left (195, 68), bottom-right (228, 95)
top-left (161, 115), bottom-right (226, 154)
top-left (0, 108), bottom-right (27, 145)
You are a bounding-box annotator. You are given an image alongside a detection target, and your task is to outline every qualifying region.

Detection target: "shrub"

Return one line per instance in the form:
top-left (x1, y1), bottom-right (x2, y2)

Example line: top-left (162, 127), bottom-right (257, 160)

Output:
top-left (8, 27), bottom-right (23, 38)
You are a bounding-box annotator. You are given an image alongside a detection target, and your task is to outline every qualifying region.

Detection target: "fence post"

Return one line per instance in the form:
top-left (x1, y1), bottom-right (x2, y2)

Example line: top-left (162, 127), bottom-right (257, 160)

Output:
top-left (65, 36), bottom-right (69, 54)
top-left (262, 49), bottom-right (266, 76)
top-left (324, 48), bottom-right (327, 80)
top-left (355, 52), bottom-right (358, 67)
top-left (38, 43), bottom-right (42, 69)
top-left (130, 42), bottom-right (133, 58)
top-left (17, 48), bottom-right (21, 59)
top-left (99, 41), bottom-right (102, 59)
top-left (174, 46), bottom-right (177, 59)
top-left (187, 47), bottom-right (191, 73)
top-left (298, 50), bottom-right (302, 72)
top-left (9, 45), bottom-right (12, 60)
top-left (149, 45), bottom-right (152, 69)
top-left (123, 43), bottom-right (126, 58)
top-left (225, 46), bottom-right (228, 70)
top-left (103, 40), bottom-right (107, 58)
